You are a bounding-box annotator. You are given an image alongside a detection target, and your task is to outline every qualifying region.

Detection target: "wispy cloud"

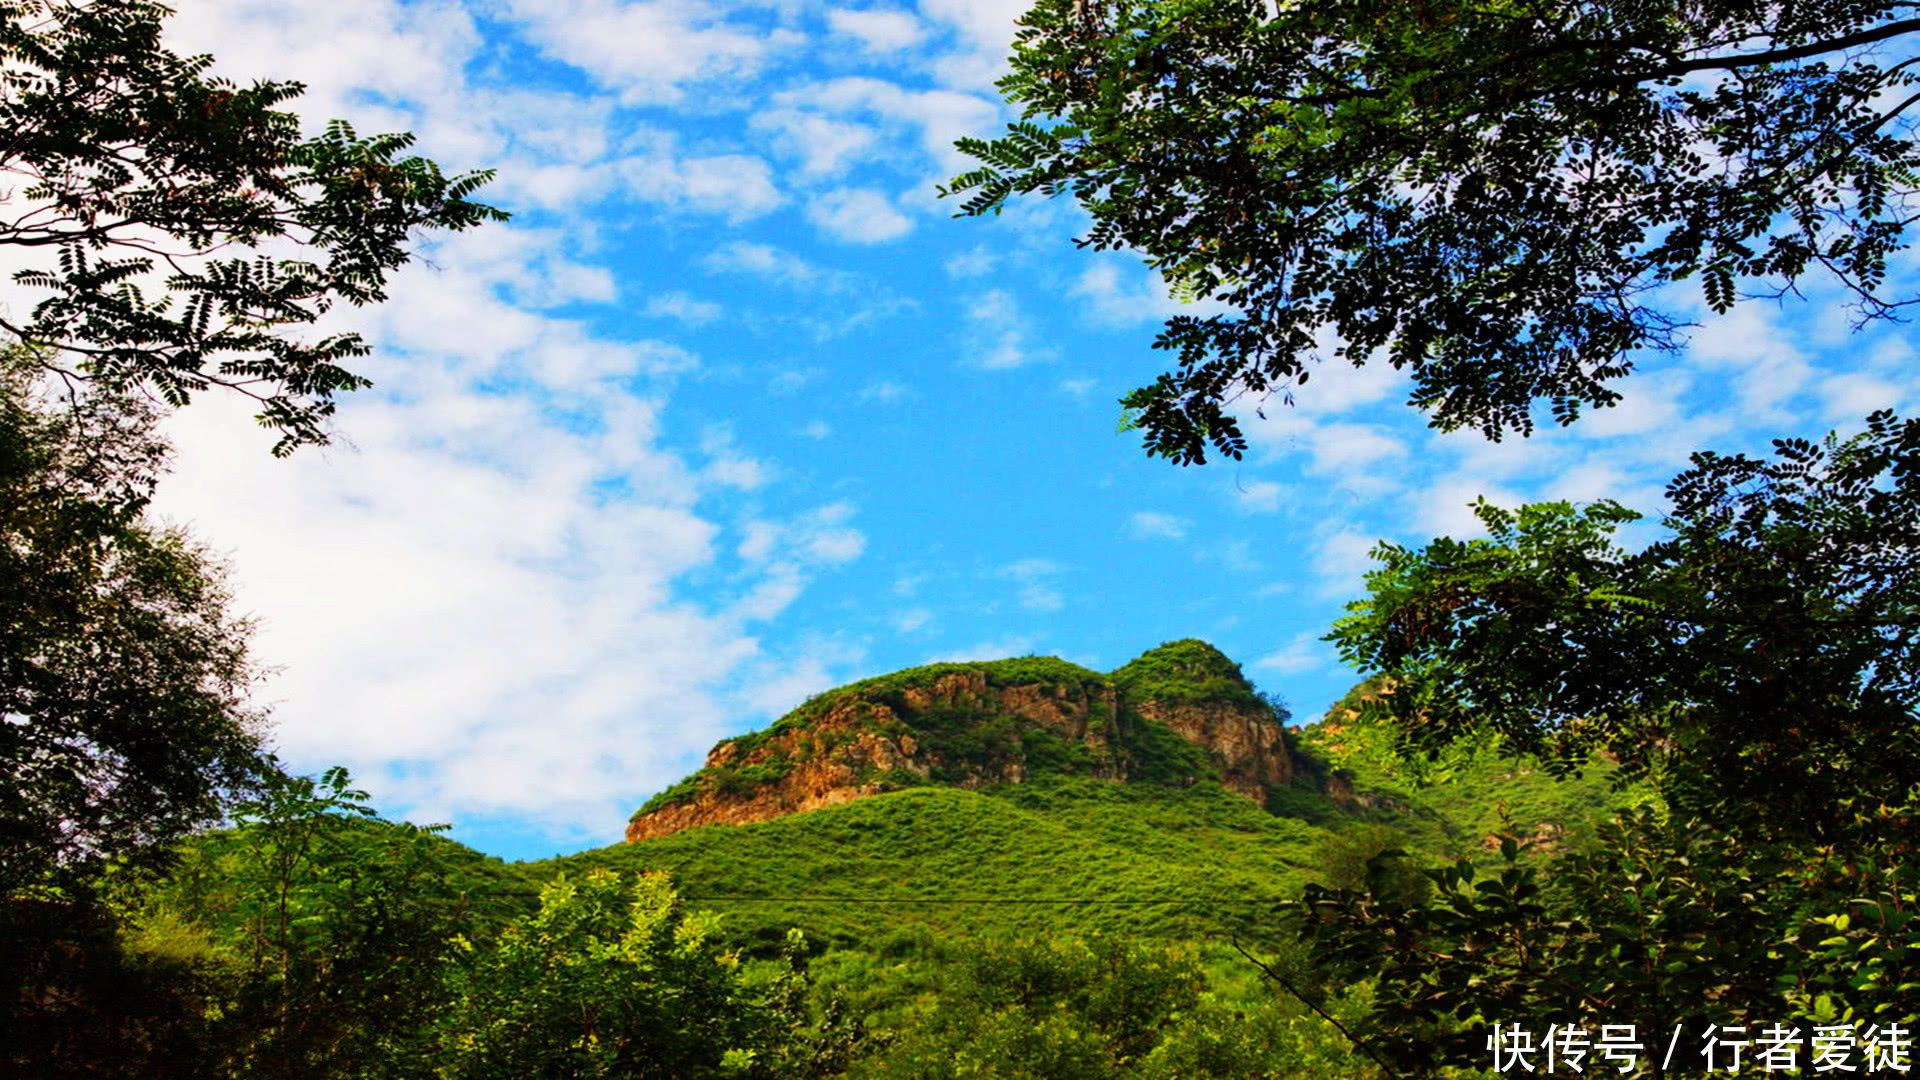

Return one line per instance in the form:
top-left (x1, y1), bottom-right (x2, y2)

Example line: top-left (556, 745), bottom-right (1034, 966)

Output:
top-left (1129, 512), bottom-right (1191, 541)
top-left (998, 558), bottom-right (1065, 613)
top-left (825, 7), bottom-right (926, 54)
top-left (806, 186), bottom-right (915, 244)
top-left (644, 290), bottom-right (722, 326)
top-left (1255, 630), bottom-right (1328, 677)
top-left (963, 288), bottom-right (1043, 369)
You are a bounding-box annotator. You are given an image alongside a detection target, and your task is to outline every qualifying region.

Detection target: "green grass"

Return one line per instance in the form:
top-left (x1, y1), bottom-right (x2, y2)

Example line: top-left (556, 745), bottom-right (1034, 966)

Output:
top-left (552, 777), bottom-right (1333, 955)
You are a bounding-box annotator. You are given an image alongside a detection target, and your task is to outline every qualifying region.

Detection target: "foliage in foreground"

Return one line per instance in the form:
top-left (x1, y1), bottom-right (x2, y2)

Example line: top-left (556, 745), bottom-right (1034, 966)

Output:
top-left (1296, 415), bottom-right (1920, 1074)
top-left (0, 343), bottom-right (270, 895)
top-left (0, 0), bottom-right (505, 452)
top-left (949, 0), bottom-right (1920, 463)
top-left (1331, 414), bottom-right (1920, 847)
top-left (847, 935), bottom-right (1384, 1080)
top-left (440, 868), bottom-right (763, 1080)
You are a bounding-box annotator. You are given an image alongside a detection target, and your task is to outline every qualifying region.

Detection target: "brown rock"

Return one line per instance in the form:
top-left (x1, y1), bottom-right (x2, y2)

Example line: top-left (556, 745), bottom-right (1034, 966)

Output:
top-left (625, 650), bottom-right (1302, 844)
top-left (1133, 699), bottom-right (1293, 801)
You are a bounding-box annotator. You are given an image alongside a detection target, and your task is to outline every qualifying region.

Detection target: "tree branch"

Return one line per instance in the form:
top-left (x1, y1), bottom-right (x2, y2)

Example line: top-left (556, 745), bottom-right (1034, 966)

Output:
top-left (1230, 936), bottom-right (1406, 1080)
top-left (1635, 18), bottom-right (1920, 82)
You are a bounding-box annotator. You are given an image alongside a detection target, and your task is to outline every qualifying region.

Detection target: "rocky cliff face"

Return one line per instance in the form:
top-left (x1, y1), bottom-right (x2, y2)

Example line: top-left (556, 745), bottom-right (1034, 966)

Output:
top-left (626, 641), bottom-right (1301, 843)
top-left (1133, 699), bottom-right (1293, 801)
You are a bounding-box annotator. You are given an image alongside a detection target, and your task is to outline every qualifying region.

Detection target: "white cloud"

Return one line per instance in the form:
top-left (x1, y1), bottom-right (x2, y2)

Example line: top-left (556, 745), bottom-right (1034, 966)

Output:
top-left (805, 187), bottom-right (916, 244)
top-left (433, 225), bottom-right (618, 310)
top-left (1307, 423), bottom-right (1407, 475)
top-left (644, 291), bottom-right (722, 326)
top-left (916, 0), bottom-right (1028, 88)
top-left (803, 502), bottom-right (868, 564)
top-left (700, 247), bottom-right (911, 337)
top-left (1299, 355), bottom-right (1411, 415)
top-left (797, 420), bottom-right (833, 439)
top-left (1020, 588), bottom-right (1065, 613)
top-left (751, 108), bottom-right (881, 180)
top-left (1255, 631), bottom-right (1327, 676)
top-left (931, 636), bottom-right (1040, 663)
top-left (860, 380), bottom-right (912, 403)
top-left (1067, 259), bottom-right (1229, 328)
top-left (1313, 529), bottom-right (1382, 599)
top-left (963, 287), bottom-right (1041, 369)
top-left (945, 246), bottom-right (998, 278)
top-left (1820, 372), bottom-right (1905, 421)
top-left (706, 457), bottom-right (769, 490)
top-left (150, 365), bottom-right (769, 847)
top-left (736, 502), bottom-right (867, 568)
top-left (119, 1), bottom-right (859, 846)
top-left (770, 76), bottom-right (1000, 174)
top-left (165, 0), bottom-right (485, 135)
top-left (1070, 262), bottom-right (1153, 327)
top-left (1059, 377), bottom-right (1098, 401)
top-left (998, 558), bottom-right (1065, 613)
top-left (1418, 482), bottom-right (1523, 538)
top-left (704, 241), bottom-right (833, 287)
top-left (734, 635), bottom-right (867, 719)
top-left (1685, 304), bottom-right (1816, 423)
top-left (825, 7), bottom-right (925, 53)
top-left (1573, 367), bottom-right (1692, 439)
top-left (618, 144), bottom-right (785, 223)
top-left (1200, 538), bottom-right (1261, 574)
top-left (1233, 479), bottom-right (1287, 513)
top-left (499, 0), bottom-right (794, 106)
top-left (1128, 512), bottom-right (1190, 540)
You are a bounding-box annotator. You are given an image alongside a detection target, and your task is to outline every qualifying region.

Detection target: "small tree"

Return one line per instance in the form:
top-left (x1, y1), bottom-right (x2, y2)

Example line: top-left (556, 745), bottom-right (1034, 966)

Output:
top-left (164, 767), bottom-right (470, 1080)
top-left (1327, 413), bottom-right (1920, 846)
top-left (440, 869), bottom-right (764, 1080)
top-left (1294, 416), bottom-right (1920, 1072)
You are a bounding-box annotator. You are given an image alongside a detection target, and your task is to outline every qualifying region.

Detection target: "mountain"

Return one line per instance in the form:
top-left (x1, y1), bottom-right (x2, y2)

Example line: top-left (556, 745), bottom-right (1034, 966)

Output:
top-left (626, 639), bottom-right (1297, 842)
top-left (535, 640), bottom-right (1636, 952)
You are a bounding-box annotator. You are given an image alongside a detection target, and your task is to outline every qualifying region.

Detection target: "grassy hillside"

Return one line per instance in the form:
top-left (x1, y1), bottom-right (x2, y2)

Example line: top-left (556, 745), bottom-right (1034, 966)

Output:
top-left (559, 663), bottom-right (1648, 958)
top-left (553, 776), bottom-right (1329, 953)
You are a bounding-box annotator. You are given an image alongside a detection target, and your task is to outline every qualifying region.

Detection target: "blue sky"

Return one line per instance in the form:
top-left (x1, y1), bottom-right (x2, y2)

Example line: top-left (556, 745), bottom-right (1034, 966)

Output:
top-left (128, 0), bottom-right (1920, 861)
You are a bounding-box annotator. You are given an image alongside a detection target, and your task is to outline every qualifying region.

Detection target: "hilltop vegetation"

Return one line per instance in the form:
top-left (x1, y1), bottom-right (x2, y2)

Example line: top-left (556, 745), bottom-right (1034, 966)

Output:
top-left (631, 641), bottom-right (1260, 831)
top-left (1110, 638), bottom-right (1270, 712)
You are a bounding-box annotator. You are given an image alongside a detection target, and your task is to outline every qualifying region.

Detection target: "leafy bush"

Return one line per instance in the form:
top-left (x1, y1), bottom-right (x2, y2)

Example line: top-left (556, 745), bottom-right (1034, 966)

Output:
top-left (439, 869), bottom-right (763, 1080)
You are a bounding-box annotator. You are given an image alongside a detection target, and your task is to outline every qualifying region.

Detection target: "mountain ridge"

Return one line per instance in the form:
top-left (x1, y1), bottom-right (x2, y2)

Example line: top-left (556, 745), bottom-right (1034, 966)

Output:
top-left (626, 640), bottom-right (1299, 843)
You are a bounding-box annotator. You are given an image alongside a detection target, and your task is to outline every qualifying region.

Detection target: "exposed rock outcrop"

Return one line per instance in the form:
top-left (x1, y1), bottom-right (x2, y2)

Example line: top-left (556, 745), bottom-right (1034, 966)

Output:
top-left (625, 641), bottom-right (1300, 843)
top-left (1133, 699), bottom-right (1293, 801)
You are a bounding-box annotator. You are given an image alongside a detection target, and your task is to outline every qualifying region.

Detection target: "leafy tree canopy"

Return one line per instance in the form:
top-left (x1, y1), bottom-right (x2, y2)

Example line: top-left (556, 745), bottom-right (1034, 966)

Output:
top-left (0, 342), bottom-right (268, 894)
top-left (1, 0), bottom-right (506, 454)
top-left (147, 767), bottom-right (477, 1080)
top-left (440, 868), bottom-right (765, 1080)
top-left (948, 0), bottom-right (1920, 463)
top-left (1327, 411), bottom-right (1920, 846)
